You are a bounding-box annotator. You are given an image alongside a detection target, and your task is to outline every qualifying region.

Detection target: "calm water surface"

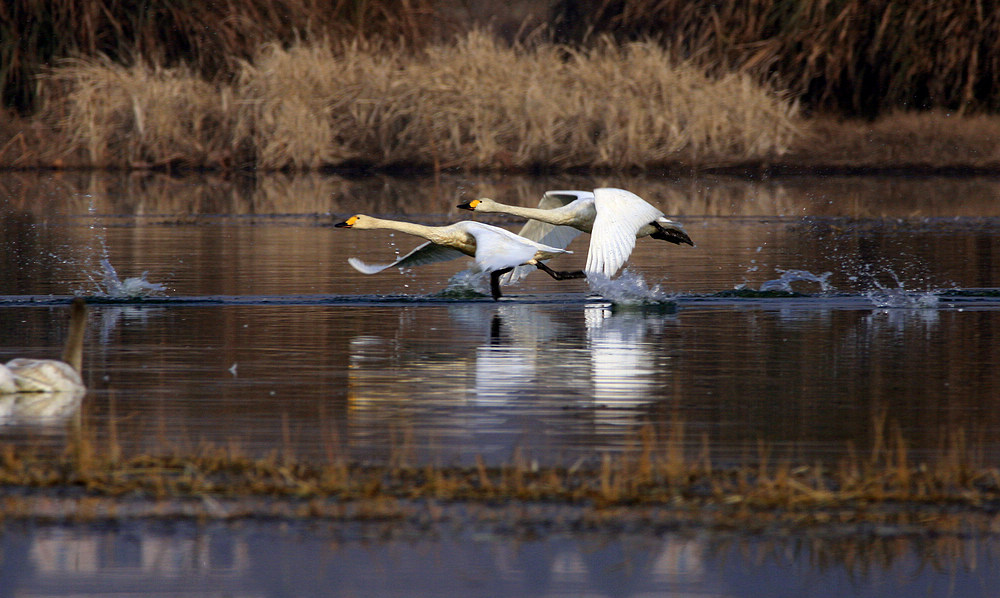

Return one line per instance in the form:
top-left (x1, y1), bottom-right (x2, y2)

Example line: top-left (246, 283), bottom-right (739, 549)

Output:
top-left (1, 171), bottom-right (1000, 596)
top-left (1, 520), bottom-right (998, 598)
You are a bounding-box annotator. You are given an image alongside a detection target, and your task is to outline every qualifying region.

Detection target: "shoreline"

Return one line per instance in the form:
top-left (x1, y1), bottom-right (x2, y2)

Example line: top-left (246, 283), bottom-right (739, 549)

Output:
top-left (4, 113), bottom-right (1000, 178)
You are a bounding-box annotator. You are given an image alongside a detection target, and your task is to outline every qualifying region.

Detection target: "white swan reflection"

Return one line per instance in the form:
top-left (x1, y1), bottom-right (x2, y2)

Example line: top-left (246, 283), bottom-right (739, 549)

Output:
top-left (343, 302), bottom-right (677, 458)
top-left (585, 306), bottom-right (668, 412)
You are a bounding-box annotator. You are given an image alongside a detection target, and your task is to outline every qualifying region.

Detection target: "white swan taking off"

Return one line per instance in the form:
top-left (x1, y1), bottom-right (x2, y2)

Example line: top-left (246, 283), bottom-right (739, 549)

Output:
top-left (458, 188), bottom-right (693, 279)
top-left (335, 215), bottom-right (585, 299)
top-left (1, 297), bottom-right (87, 394)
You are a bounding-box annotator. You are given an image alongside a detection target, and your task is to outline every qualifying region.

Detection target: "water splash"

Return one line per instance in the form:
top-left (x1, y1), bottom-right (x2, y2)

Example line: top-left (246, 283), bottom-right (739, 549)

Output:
top-left (92, 259), bottom-right (167, 298)
top-left (587, 269), bottom-right (673, 306)
top-left (758, 268), bottom-right (833, 293)
top-left (864, 273), bottom-right (940, 308)
top-left (435, 268), bottom-right (489, 298)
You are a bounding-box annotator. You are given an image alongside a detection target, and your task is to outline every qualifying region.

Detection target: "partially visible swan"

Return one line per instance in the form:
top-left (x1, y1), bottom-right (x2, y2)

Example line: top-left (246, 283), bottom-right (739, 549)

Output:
top-left (335, 215), bottom-right (585, 299)
top-left (1, 297), bottom-right (87, 394)
top-left (458, 188), bottom-right (694, 279)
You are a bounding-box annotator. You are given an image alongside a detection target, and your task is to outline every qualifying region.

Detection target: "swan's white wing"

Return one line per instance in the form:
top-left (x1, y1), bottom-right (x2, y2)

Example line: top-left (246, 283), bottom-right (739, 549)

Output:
top-left (538, 190), bottom-right (594, 210)
top-left (500, 191), bottom-right (590, 285)
top-left (0, 365), bottom-right (16, 394)
top-left (503, 223), bottom-right (581, 285)
top-left (465, 225), bottom-right (538, 272)
top-left (585, 188), bottom-right (664, 278)
top-left (6, 358), bottom-right (83, 393)
top-left (517, 190), bottom-right (591, 249)
top-left (347, 242), bottom-right (465, 275)
top-left (461, 221), bottom-right (570, 273)
top-left (515, 220), bottom-right (582, 250)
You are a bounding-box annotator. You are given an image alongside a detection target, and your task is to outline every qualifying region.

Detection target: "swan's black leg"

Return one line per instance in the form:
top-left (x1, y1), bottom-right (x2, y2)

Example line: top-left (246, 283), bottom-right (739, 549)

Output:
top-left (490, 267), bottom-right (514, 300)
top-left (535, 262), bottom-right (587, 280)
top-left (650, 221), bottom-right (694, 246)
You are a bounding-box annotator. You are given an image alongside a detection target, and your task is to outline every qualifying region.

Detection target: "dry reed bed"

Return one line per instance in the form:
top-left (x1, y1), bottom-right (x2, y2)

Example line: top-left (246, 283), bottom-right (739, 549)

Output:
top-left (0, 0), bottom-right (438, 114)
top-left (36, 32), bottom-right (801, 172)
top-left (1, 422), bottom-right (998, 527)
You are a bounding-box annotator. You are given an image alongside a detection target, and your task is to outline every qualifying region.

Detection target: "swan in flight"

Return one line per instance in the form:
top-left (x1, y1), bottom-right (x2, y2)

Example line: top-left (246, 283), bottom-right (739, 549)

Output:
top-left (1, 297), bottom-right (87, 394)
top-left (335, 215), bottom-right (585, 299)
top-left (458, 188), bottom-right (693, 279)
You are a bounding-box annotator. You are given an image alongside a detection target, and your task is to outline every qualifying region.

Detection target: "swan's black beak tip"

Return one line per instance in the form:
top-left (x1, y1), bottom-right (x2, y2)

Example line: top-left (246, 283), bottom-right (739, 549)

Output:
top-left (334, 221), bottom-right (351, 228)
top-left (456, 201), bottom-right (474, 211)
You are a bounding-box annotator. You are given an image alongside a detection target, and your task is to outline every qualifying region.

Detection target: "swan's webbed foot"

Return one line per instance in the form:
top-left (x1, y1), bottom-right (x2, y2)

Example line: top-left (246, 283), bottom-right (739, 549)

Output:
top-left (535, 262), bottom-right (587, 281)
top-left (490, 267), bottom-right (514, 300)
top-left (651, 221), bottom-right (694, 246)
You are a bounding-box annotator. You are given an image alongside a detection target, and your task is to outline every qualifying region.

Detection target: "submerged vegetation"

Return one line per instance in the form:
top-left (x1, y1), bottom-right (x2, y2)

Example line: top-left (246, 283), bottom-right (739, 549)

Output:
top-left (1, 418), bottom-right (999, 531)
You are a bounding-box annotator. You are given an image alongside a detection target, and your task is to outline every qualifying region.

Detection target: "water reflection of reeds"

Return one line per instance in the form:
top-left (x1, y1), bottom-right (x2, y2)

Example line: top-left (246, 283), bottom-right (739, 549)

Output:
top-left (9, 520), bottom-right (1000, 596)
top-left (7, 171), bottom-right (1000, 219)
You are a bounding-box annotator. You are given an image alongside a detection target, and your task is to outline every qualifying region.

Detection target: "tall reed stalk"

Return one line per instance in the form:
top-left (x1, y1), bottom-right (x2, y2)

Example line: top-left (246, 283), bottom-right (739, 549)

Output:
top-left (552, 0), bottom-right (1000, 117)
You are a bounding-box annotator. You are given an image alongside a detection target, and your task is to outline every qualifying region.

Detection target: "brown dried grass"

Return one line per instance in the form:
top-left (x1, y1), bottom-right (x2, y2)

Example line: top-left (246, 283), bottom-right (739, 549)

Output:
top-left (1, 0), bottom-right (440, 114)
top-left (39, 58), bottom-right (237, 169)
top-left (36, 32), bottom-right (801, 171)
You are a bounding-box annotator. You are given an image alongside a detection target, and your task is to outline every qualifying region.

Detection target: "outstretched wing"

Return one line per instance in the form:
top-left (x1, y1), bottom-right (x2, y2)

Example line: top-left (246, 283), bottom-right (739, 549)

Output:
top-left (347, 241), bottom-right (466, 275)
top-left (585, 188), bottom-right (664, 278)
top-left (501, 191), bottom-right (589, 285)
top-left (461, 221), bottom-right (570, 273)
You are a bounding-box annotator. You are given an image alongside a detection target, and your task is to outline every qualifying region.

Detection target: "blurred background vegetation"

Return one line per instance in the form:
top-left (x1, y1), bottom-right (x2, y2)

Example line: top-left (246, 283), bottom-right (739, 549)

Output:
top-left (0, 0), bottom-right (440, 114)
top-left (3, 1), bottom-right (1000, 171)
top-left (4, 0), bottom-right (998, 118)
top-left (550, 0), bottom-right (1000, 118)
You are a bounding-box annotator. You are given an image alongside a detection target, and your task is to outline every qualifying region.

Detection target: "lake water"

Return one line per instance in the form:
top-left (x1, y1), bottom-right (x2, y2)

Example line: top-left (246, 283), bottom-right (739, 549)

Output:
top-left (1, 170), bottom-right (999, 596)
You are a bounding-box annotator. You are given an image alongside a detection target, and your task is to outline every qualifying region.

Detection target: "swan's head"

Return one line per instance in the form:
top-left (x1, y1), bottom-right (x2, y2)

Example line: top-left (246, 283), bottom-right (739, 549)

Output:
top-left (457, 198), bottom-right (497, 212)
top-left (335, 215), bottom-right (366, 228)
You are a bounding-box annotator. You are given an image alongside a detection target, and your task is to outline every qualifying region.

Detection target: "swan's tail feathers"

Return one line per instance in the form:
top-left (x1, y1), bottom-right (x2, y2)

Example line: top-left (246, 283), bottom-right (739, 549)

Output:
top-left (348, 242), bottom-right (466, 275)
top-left (652, 218), bottom-right (695, 246)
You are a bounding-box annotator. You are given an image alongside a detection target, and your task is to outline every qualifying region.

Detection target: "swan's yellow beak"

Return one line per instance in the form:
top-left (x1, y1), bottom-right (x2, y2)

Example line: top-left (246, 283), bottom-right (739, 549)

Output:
top-left (335, 215), bottom-right (359, 228)
top-left (457, 199), bottom-right (480, 210)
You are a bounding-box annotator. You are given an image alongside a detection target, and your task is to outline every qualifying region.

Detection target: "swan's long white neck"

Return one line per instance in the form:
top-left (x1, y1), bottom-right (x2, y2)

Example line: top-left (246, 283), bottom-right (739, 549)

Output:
top-left (476, 199), bottom-right (575, 226)
top-left (61, 298), bottom-right (86, 373)
top-left (352, 216), bottom-right (477, 256)
top-left (354, 216), bottom-right (437, 237)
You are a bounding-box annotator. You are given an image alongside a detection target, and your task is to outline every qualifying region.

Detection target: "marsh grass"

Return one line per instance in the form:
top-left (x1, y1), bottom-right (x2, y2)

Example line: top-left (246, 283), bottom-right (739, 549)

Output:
top-left (1, 413), bottom-right (997, 526)
top-left (1, 0), bottom-right (438, 114)
top-left (41, 58), bottom-right (237, 169)
top-left (36, 31), bottom-right (801, 172)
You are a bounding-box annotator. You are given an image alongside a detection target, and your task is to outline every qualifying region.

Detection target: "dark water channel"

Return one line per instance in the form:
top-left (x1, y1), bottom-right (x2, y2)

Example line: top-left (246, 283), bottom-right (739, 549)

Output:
top-left (1, 171), bottom-right (1000, 596)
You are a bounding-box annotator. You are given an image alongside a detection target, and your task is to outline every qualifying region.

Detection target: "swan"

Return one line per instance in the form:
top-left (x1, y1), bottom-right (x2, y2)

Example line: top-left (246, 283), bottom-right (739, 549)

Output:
top-left (458, 187), bottom-right (694, 279)
top-left (2, 297), bottom-right (87, 394)
top-left (335, 215), bottom-right (585, 299)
